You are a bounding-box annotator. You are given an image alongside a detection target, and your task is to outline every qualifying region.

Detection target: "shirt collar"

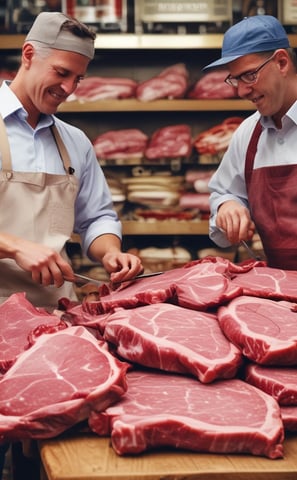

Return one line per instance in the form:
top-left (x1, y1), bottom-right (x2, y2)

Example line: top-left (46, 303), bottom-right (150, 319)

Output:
top-left (0, 80), bottom-right (54, 128)
top-left (260, 100), bottom-right (297, 130)
top-left (0, 81), bottom-right (23, 119)
top-left (286, 100), bottom-right (297, 125)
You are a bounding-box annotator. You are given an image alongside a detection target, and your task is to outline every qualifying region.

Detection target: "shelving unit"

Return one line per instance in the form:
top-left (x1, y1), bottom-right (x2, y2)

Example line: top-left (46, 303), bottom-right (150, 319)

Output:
top-left (58, 98), bottom-right (255, 113)
top-left (2, 31), bottom-right (291, 259)
top-left (2, 33), bottom-right (297, 50)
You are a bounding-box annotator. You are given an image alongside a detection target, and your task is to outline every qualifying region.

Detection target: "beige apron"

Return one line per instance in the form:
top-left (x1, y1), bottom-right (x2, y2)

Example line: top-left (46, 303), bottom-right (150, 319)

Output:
top-left (0, 116), bottom-right (79, 308)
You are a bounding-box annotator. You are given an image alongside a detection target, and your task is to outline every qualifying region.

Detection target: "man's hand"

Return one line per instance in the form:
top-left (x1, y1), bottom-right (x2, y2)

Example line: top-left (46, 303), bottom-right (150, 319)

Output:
top-left (102, 251), bottom-right (144, 284)
top-left (216, 200), bottom-right (255, 244)
top-left (88, 234), bottom-right (144, 284)
top-left (0, 234), bottom-right (74, 287)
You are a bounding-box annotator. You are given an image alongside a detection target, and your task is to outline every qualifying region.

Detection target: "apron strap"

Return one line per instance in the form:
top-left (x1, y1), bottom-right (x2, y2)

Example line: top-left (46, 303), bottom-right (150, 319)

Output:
top-left (0, 114), bottom-right (13, 174)
top-left (244, 120), bottom-right (262, 190)
top-left (0, 116), bottom-right (75, 176)
top-left (50, 124), bottom-right (75, 175)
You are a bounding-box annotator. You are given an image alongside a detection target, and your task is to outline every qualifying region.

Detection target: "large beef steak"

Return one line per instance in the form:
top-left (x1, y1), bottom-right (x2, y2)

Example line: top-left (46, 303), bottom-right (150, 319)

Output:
top-left (245, 364), bottom-right (297, 405)
top-left (0, 326), bottom-right (128, 441)
top-left (103, 303), bottom-right (242, 383)
top-left (0, 292), bottom-right (67, 373)
top-left (231, 265), bottom-right (297, 301)
top-left (89, 369), bottom-right (284, 458)
top-left (280, 406), bottom-right (297, 431)
top-left (84, 258), bottom-right (243, 315)
top-left (218, 296), bottom-right (297, 365)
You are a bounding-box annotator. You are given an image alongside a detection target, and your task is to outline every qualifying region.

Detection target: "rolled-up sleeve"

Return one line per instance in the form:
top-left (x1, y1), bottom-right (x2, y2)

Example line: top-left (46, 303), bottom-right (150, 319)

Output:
top-left (207, 115), bottom-right (258, 247)
top-left (73, 142), bottom-right (122, 255)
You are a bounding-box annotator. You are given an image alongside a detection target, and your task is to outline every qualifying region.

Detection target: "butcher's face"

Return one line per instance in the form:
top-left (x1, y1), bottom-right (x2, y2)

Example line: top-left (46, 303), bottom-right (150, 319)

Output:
top-left (227, 52), bottom-right (287, 119)
top-left (24, 47), bottom-right (89, 115)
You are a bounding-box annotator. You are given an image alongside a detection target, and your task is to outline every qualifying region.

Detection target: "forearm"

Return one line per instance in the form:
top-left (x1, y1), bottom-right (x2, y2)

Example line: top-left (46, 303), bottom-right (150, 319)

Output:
top-left (0, 232), bottom-right (20, 259)
top-left (0, 232), bottom-right (74, 287)
top-left (87, 233), bottom-right (143, 282)
top-left (87, 233), bottom-right (122, 262)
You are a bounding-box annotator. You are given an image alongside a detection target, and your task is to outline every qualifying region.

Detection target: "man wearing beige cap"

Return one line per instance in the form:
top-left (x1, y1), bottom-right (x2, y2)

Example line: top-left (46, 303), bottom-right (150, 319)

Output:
top-left (205, 15), bottom-right (297, 270)
top-left (0, 11), bottom-right (143, 477)
top-left (0, 12), bottom-right (143, 309)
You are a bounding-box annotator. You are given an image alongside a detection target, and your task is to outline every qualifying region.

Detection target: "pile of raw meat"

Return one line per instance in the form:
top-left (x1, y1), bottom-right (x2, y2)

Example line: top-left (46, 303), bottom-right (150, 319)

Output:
top-left (93, 124), bottom-right (193, 161)
top-left (1, 256), bottom-right (297, 460)
top-left (67, 64), bottom-right (238, 102)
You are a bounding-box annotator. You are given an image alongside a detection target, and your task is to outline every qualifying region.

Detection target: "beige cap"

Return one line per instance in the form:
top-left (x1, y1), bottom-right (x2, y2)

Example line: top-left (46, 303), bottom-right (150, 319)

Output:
top-left (25, 12), bottom-right (95, 59)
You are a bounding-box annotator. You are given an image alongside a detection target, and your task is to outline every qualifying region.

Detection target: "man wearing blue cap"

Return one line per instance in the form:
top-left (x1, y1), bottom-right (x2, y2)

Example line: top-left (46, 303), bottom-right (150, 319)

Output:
top-left (205, 15), bottom-right (297, 270)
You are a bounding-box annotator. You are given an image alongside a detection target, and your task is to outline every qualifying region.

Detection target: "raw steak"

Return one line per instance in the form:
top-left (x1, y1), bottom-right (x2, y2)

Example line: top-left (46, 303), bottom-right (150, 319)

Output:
top-left (93, 129), bottom-right (148, 160)
top-left (245, 364), bottom-right (297, 405)
top-left (136, 63), bottom-right (188, 101)
top-left (218, 296), bottom-right (297, 365)
top-left (69, 76), bottom-right (137, 101)
top-left (0, 292), bottom-right (67, 374)
top-left (187, 70), bottom-right (237, 99)
top-left (280, 406), bottom-right (297, 431)
top-left (84, 258), bottom-right (243, 315)
top-left (0, 326), bottom-right (128, 442)
top-left (89, 369), bottom-right (284, 459)
top-left (103, 303), bottom-right (242, 383)
top-left (231, 265), bottom-right (297, 301)
top-left (144, 124), bottom-right (192, 159)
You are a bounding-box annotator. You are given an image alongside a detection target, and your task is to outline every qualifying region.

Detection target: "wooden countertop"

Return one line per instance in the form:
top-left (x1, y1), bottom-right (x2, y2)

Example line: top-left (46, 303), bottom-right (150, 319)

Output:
top-left (39, 433), bottom-right (297, 480)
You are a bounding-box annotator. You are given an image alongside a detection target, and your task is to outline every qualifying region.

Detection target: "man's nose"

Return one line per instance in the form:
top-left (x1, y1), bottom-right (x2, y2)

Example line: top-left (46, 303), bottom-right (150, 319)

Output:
top-left (61, 77), bottom-right (77, 94)
top-left (236, 80), bottom-right (253, 98)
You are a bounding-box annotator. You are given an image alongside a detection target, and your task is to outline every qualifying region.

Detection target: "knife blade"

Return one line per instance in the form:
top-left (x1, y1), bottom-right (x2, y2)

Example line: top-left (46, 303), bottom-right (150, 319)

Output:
top-left (240, 240), bottom-right (263, 261)
top-left (112, 271), bottom-right (163, 285)
top-left (65, 273), bottom-right (104, 287)
top-left (66, 271), bottom-right (163, 287)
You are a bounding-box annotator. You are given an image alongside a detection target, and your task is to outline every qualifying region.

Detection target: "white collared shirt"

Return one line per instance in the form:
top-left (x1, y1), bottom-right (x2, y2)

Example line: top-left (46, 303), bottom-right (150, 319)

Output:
top-left (208, 103), bottom-right (297, 247)
top-left (0, 81), bottom-right (122, 255)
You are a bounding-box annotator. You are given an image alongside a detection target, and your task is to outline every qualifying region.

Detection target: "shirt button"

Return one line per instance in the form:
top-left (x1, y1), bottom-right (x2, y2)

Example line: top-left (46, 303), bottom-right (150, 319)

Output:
top-left (278, 137), bottom-right (284, 145)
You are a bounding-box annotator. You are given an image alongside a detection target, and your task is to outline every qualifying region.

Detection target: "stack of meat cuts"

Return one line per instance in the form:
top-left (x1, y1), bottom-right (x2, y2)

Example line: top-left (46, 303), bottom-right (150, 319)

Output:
top-left (136, 63), bottom-right (189, 101)
top-left (3, 256), bottom-right (297, 460)
top-left (93, 128), bottom-right (148, 160)
top-left (68, 76), bottom-right (138, 101)
top-left (0, 292), bottom-right (67, 374)
top-left (89, 370), bottom-right (283, 458)
top-left (187, 70), bottom-right (238, 99)
top-left (193, 117), bottom-right (243, 163)
top-left (144, 124), bottom-right (192, 160)
top-left (0, 295), bottom-right (128, 441)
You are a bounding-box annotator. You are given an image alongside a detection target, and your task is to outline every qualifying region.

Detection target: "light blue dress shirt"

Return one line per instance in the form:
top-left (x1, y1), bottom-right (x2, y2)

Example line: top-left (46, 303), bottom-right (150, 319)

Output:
top-left (208, 102), bottom-right (297, 247)
top-left (0, 81), bottom-right (122, 256)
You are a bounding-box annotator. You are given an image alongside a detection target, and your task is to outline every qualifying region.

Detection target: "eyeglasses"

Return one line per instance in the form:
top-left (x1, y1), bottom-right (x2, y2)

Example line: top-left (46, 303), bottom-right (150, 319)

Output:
top-left (224, 54), bottom-right (275, 88)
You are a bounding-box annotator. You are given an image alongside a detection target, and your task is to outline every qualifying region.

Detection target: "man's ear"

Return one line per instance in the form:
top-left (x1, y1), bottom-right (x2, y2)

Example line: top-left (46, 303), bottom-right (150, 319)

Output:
top-left (22, 43), bottom-right (35, 68)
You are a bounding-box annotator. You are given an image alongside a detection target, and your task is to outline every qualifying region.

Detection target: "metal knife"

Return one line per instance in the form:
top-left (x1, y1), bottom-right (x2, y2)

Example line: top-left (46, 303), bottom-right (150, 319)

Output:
top-left (66, 271), bottom-right (163, 287)
top-left (240, 240), bottom-right (263, 261)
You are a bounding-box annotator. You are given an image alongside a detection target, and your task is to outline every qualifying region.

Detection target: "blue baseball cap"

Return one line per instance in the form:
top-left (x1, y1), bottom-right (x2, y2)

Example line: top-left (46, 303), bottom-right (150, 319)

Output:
top-left (203, 15), bottom-right (290, 71)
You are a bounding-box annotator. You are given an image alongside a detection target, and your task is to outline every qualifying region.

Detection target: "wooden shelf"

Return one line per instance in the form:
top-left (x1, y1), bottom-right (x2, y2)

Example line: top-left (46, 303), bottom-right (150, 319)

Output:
top-left (123, 219), bottom-right (209, 235)
top-left (70, 220), bottom-right (209, 243)
top-left (2, 33), bottom-right (297, 50)
top-left (58, 98), bottom-right (255, 113)
top-left (0, 33), bottom-right (223, 50)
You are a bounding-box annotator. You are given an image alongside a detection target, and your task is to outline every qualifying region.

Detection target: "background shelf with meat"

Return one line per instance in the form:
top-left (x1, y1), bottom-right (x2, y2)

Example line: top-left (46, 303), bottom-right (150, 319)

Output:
top-left (0, 31), bottom-right (276, 273)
